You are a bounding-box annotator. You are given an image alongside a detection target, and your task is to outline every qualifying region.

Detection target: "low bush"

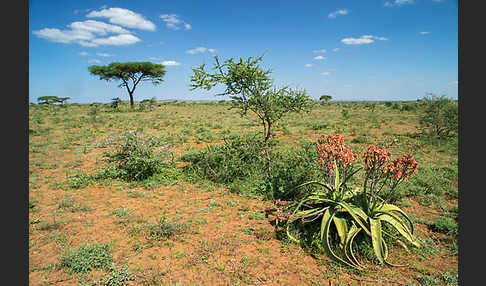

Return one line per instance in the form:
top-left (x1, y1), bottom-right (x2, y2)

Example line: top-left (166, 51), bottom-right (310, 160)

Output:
top-left (429, 217), bottom-right (458, 237)
top-left (181, 134), bottom-right (324, 200)
top-left (59, 243), bottom-right (114, 273)
top-left (99, 133), bottom-right (176, 182)
top-left (145, 217), bottom-right (188, 240)
top-left (180, 133), bottom-right (266, 184)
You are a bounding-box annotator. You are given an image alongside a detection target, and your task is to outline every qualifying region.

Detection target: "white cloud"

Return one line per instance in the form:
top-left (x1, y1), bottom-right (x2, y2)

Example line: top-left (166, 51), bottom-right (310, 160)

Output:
top-left (79, 51), bottom-right (89, 56)
top-left (33, 28), bottom-right (93, 44)
top-left (160, 14), bottom-right (191, 30)
top-left (313, 48), bottom-right (326, 53)
top-left (419, 31), bottom-right (431, 35)
top-left (328, 9), bottom-right (349, 19)
top-left (161, 60), bottom-right (181, 66)
top-left (341, 35), bottom-right (388, 45)
top-left (304, 64), bottom-right (313, 67)
top-left (96, 52), bottom-right (113, 57)
top-left (321, 72), bottom-right (331, 76)
top-left (449, 80), bottom-right (458, 85)
top-left (87, 7), bottom-right (156, 31)
top-left (68, 20), bottom-right (131, 35)
top-left (149, 57), bottom-right (161, 61)
top-left (33, 19), bottom-right (140, 47)
top-left (186, 46), bottom-right (215, 54)
top-left (88, 59), bottom-right (102, 64)
top-left (90, 34), bottom-right (141, 46)
top-left (313, 55), bottom-right (326, 60)
top-left (384, 0), bottom-right (414, 7)
top-left (332, 48), bottom-right (340, 52)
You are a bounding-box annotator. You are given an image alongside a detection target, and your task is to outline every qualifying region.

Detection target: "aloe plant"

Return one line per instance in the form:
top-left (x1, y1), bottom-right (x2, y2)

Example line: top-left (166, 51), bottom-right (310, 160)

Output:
top-left (279, 135), bottom-right (420, 269)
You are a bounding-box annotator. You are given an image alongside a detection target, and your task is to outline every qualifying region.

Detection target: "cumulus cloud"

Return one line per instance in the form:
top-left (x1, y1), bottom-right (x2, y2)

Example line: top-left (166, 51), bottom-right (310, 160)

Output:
top-left (79, 51), bottom-right (89, 56)
top-left (33, 16), bottom-right (144, 47)
top-left (304, 64), bottom-right (313, 67)
top-left (449, 80), bottom-right (458, 85)
top-left (332, 48), bottom-right (340, 52)
top-left (341, 35), bottom-right (388, 45)
top-left (186, 47), bottom-right (216, 54)
top-left (328, 9), bottom-right (349, 19)
top-left (87, 7), bottom-right (156, 31)
top-left (419, 31), bottom-right (431, 35)
top-left (313, 48), bottom-right (326, 53)
top-left (68, 20), bottom-right (131, 35)
top-left (90, 34), bottom-right (141, 46)
top-left (384, 0), bottom-right (414, 7)
top-left (96, 52), bottom-right (113, 57)
top-left (161, 60), bottom-right (181, 66)
top-left (313, 55), bottom-right (326, 60)
top-left (160, 14), bottom-right (192, 30)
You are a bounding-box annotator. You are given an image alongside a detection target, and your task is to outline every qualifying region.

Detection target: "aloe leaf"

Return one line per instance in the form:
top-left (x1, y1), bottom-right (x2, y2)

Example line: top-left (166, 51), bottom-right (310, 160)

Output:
top-left (369, 218), bottom-right (385, 264)
top-left (336, 202), bottom-right (371, 235)
top-left (344, 223), bottom-right (364, 269)
top-left (320, 208), bottom-right (331, 241)
top-left (322, 209), bottom-right (358, 269)
top-left (332, 216), bottom-right (348, 248)
top-left (377, 204), bottom-right (415, 234)
top-left (378, 213), bottom-right (420, 248)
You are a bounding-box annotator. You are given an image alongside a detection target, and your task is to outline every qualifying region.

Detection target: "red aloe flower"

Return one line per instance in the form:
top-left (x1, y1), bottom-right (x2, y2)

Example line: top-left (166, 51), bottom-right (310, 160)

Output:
top-left (363, 144), bottom-right (391, 173)
top-left (314, 134), bottom-right (358, 177)
top-left (386, 155), bottom-right (418, 180)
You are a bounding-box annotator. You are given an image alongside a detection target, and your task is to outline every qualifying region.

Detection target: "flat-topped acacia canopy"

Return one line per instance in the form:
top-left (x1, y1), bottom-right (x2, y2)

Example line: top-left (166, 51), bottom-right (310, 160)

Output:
top-left (88, 62), bottom-right (166, 108)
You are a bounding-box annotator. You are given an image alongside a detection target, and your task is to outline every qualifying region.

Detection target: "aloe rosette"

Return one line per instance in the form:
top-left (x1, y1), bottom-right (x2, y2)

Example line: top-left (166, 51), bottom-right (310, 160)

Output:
top-left (280, 135), bottom-right (420, 269)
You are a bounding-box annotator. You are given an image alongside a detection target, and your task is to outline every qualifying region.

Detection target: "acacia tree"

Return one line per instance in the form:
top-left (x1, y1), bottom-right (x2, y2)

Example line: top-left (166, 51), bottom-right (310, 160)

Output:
top-left (88, 62), bottom-right (166, 108)
top-left (319, 95), bottom-right (332, 104)
top-left (190, 55), bottom-right (313, 176)
top-left (418, 93), bottom-right (458, 137)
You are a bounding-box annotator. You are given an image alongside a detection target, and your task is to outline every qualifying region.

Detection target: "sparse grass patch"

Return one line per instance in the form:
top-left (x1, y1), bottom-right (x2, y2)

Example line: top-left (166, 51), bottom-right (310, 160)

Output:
top-left (144, 217), bottom-right (188, 240)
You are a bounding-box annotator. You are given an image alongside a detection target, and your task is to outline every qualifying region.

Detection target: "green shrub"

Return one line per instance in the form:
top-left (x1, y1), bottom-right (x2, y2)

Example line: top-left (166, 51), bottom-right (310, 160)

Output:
top-left (180, 133), bottom-right (266, 184)
top-left (94, 266), bottom-right (135, 286)
top-left (415, 276), bottom-right (440, 286)
top-left (66, 172), bottom-right (93, 189)
top-left (418, 94), bottom-right (458, 137)
top-left (145, 217), bottom-right (188, 240)
top-left (270, 141), bottom-right (324, 201)
top-left (100, 133), bottom-right (174, 181)
top-left (59, 243), bottom-right (113, 273)
top-left (351, 135), bottom-right (370, 144)
top-left (429, 217), bottom-right (458, 236)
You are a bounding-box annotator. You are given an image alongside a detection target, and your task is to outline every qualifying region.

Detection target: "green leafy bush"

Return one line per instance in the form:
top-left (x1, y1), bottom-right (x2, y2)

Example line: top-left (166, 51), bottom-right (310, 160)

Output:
top-left (429, 217), bottom-right (458, 236)
top-left (94, 266), bottom-right (135, 286)
top-left (100, 133), bottom-right (175, 181)
top-left (59, 243), bottom-right (113, 273)
top-left (180, 133), bottom-right (266, 184)
top-left (145, 217), bottom-right (188, 240)
top-left (418, 94), bottom-right (458, 137)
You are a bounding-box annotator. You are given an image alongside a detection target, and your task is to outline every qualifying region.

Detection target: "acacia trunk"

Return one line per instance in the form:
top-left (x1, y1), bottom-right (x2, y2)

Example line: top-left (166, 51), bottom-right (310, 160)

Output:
top-left (129, 93), bottom-right (134, 108)
top-left (264, 121), bottom-right (272, 178)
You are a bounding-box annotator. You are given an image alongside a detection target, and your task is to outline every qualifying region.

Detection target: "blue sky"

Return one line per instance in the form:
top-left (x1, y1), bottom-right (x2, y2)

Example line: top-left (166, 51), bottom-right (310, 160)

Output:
top-left (29, 0), bottom-right (458, 103)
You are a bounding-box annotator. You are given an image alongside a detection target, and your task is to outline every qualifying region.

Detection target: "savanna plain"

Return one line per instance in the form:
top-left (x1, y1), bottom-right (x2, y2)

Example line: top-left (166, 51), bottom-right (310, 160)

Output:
top-left (29, 100), bottom-right (458, 286)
